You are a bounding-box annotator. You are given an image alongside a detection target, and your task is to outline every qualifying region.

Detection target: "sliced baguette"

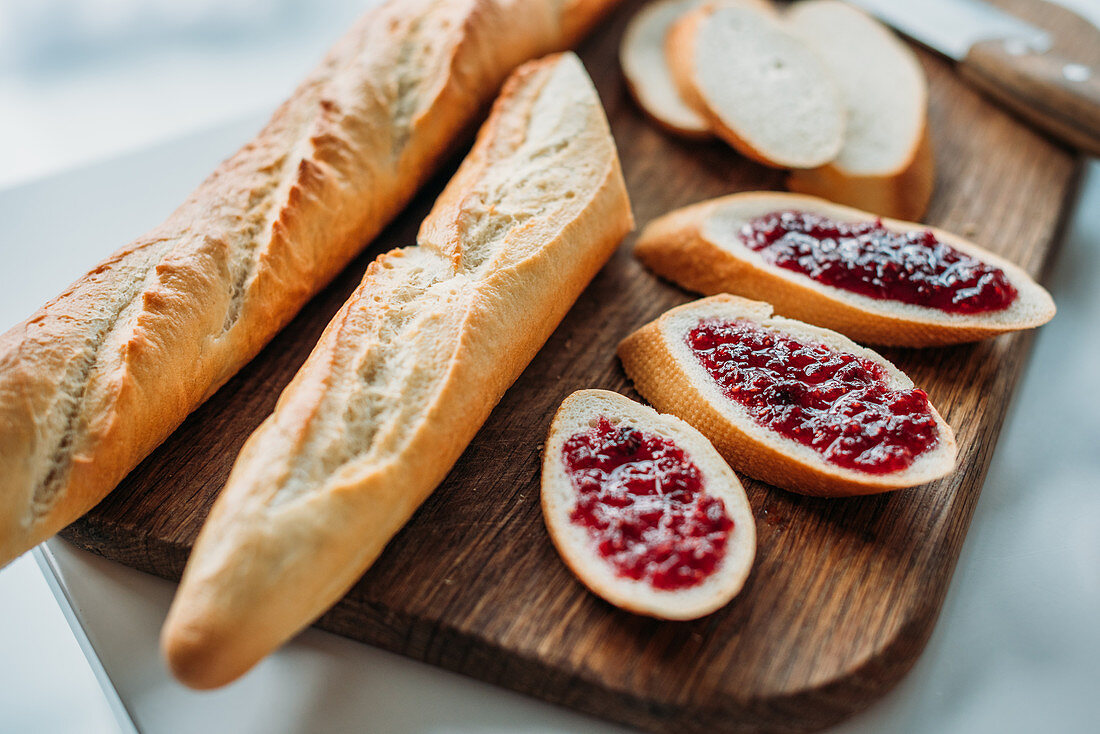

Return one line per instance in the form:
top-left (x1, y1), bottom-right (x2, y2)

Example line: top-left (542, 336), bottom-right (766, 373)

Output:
top-left (0, 0), bottom-right (623, 569)
top-left (620, 0), bottom-right (711, 139)
top-left (784, 0), bottom-right (934, 220)
top-left (618, 295), bottom-right (957, 496)
top-left (161, 53), bottom-right (633, 690)
top-left (635, 192), bottom-right (1055, 346)
top-left (542, 389), bottom-right (755, 619)
top-left (666, 0), bottom-right (845, 168)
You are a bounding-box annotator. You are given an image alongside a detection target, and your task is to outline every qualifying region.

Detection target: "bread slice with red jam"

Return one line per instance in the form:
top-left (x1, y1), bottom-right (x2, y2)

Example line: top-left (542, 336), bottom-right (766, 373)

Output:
top-left (635, 192), bottom-right (1055, 346)
top-left (618, 295), bottom-right (957, 496)
top-left (542, 389), bottom-right (756, 619)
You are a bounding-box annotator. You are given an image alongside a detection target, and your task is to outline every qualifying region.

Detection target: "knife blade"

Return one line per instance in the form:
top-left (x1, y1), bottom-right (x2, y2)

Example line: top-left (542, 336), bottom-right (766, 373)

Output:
top-left (846, 0), bottom-right (1100, 156)
top-left (847, 0), bottom-right (1051, 60)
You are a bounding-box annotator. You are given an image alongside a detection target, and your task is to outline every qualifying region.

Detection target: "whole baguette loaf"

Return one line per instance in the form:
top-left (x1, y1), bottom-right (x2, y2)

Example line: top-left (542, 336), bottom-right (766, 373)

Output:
top-left (0, 0), bottom-right (622, 567)
top-left (634, 192), bottom-right (1055, 346)
top-left (161, 52), bottom-right (633, 689)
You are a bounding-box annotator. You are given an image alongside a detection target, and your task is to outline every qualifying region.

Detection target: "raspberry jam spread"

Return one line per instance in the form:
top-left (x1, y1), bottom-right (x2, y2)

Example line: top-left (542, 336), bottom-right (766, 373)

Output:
top-left (561, 417), bottom-right (733, 590)
top-left (739, 210), bottom-right (1017, 314)
top-left (688, 320), bottom-right (939, 474)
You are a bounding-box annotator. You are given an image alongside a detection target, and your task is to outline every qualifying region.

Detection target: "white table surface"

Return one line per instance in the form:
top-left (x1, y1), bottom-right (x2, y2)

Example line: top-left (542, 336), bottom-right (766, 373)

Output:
top-left (2, 2), bottom-right (1099, 732)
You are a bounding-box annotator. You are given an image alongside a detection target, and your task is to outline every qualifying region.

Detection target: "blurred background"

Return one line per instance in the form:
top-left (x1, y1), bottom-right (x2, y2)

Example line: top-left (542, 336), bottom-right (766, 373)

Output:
top-left (0, 0), bottom-right (367, 187)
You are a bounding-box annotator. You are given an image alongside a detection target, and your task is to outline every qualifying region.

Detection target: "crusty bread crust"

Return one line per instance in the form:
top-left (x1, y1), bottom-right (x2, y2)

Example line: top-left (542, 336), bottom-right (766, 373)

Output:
top-left (619, 0), bottom-right (712, 139)
top-left (666, 0), bottom-right (845, 169)
top-left (617, 295), bottom-right (957, 497)
top-left (788, 123), bottom-right (935, 222)
top-left (634, 192), bottom-right (1055, 346)
top-left (0, 0), bottom-right (623, 568)
top-left (541, 390), bottom-right (755, 620)
top-left (784, 0), bottom-right (933, 220)
top-left (161, 53), bottom-right (633, 690)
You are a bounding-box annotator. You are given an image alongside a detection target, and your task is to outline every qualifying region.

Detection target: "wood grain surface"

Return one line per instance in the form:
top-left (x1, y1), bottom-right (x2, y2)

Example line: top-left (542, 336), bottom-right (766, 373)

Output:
top-left (61, 2), bottom-right (1083, 732)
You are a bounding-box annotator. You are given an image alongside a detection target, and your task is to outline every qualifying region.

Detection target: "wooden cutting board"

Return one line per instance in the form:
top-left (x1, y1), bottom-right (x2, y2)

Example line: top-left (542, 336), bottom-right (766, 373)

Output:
top-left (61, 1), bottom-right (1086, 731)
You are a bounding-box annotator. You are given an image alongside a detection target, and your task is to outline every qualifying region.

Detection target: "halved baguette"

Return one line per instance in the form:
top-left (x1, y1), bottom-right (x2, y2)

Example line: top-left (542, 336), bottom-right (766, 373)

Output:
top-left (0, 0), bottom-right (623, 569)
top-left (634, 192), bottom-right (1055, 346)
top-left (542, 389), bottom-right (755, 619)
top-left (618, 295), bottom-right (957, 496)
top-left (619, 0), bottom-right (711, 139)
top-left (161, 53), bottom-right (633, 690)
top-left (784, 0), bottom-right (934, 220)
top-left (666, 0), bottom-right (845, 168)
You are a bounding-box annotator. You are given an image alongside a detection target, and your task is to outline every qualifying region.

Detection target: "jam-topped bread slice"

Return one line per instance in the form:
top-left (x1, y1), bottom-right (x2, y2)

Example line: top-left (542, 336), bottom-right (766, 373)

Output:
top-left (542, 390), bottom-right (755, 619)
top-left (618, 295), bottom-right (957, 496)
top-left (635, 192), bottom-right (1055, 346)
top-left (620, 0), bottom-right (711, 139)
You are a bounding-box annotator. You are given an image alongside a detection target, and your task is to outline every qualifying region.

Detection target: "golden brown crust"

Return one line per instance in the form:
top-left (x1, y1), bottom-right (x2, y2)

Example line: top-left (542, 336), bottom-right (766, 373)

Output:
top-left (161, 52), bottom-right (633, 689)
top-left (634, 192), bottom-right (1055, 347)
top-left (617, 295), bottom-right (957, 497)
top-left (0, 0), bottom-right (623, 568)
top-left (787, 126), bottom-right (935, 221)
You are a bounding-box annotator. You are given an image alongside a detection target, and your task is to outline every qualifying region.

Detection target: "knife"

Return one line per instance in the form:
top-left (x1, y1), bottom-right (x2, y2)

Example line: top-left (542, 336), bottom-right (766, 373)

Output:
top-left (848, 0), bottom-right (1100, 156)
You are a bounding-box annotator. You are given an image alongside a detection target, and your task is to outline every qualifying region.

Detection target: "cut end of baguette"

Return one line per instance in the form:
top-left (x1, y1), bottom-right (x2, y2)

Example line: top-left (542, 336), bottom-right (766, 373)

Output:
top-left (542, 389), bottom-right (755, 619)
top-left (634, 191), bottom-right (1056, 347)
top-left (619, 0), bottom-right (711, 139)
top-left (617, 295), bottom-right (958, 497)
top-left (666, 0), bottom-right (845, 168)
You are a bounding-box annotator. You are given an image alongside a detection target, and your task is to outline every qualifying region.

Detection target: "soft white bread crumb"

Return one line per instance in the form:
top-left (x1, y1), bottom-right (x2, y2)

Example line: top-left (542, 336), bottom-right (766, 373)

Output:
top-left (542, 389), bottom-right (756, 620)
top-left (784, 0), bottom-right (933, 219)
top-left (620, 0), bottom-right (711, 138)
top-left (618, 295), bottom-right (958, 496)
top-left (666, 0), bottom-right (846, 168)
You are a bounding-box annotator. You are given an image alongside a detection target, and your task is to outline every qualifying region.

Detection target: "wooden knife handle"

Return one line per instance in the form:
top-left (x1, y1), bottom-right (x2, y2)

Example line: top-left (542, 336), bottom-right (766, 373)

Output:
top-left (960, 37), bottom-right (1100, 156)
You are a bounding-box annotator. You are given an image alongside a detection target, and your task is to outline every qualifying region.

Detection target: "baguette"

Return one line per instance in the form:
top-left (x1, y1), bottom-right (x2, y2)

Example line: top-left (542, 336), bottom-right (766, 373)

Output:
top-left (0, 0), bottom-right (622, 568)
top-left (618, 295), bottom-right (957, 496)
top-left (161, 52), bottom-right (633, 690)
top-left (619, 0), bottom-right (711, 139)
top-left (542, 389), bottom-right (755, 619)
top-left (634, 192), bottom-right (1055, 346)
top-left (784, 0), bottom-right (934, 220)
top-left (665, 0), bottom-right (845, 168)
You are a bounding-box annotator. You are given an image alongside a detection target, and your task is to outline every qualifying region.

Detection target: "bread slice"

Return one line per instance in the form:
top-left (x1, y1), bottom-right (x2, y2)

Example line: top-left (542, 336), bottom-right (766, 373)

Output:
top-left (784, 0), bottom-right (933, 220)
top-left (620, 0), bottom-right (711, 139)
top-left (542, 389), bottom-right (755, 619)
top-left (618, 295), bottom-right (958, 497)
top-left (0, 0), bottom-right (624, 570)
top-left (160, 53), bottom-right (633, 690)
top-left (634, 191), bottom-right (1055, 346)
top-left (666, 0), bottom-right (845, 168)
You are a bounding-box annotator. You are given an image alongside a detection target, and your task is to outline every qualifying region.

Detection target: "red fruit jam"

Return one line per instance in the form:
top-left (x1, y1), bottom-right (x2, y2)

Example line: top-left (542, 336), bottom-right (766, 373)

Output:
top-left (561, 417), bottom-right (733, 590)
top-left (688, 320), bottom-right (939, 474)
top-left (740, 211), bottom-right (1017, 313)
